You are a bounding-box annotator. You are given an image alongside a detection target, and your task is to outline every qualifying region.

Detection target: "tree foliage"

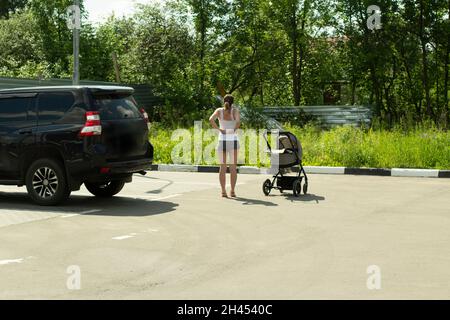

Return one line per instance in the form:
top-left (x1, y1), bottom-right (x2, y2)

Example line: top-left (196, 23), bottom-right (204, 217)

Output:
top-left (0, 0), bottom-right (448, 127)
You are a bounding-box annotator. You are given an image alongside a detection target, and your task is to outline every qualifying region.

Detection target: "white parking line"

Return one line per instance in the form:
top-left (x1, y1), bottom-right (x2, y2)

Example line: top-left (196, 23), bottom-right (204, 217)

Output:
top-left (0, 258), bottom-right (24, 266)
top-left (0, 256), bottom-right (34, 266)
top-left (61, 209), bottom-right (102, 218)
top-left (80, 209), bottom-right (103, 214)
top-left (112, 228), bottom-right (160, 241)
top-left (149, 194), bottom-right (181, 201)
top-left (61, 214), bottom-right (79, 219)
top-left (112, 233), bottom-right (138, 240)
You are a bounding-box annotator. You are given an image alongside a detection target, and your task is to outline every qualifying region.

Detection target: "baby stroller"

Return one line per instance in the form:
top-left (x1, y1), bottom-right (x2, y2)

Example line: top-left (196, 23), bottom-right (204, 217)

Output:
top-left (262, 131), bottom-right (308, 197)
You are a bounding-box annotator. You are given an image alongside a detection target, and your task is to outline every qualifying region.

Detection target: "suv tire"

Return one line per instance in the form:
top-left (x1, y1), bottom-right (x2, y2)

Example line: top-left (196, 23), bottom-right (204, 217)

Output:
top-left (26, 158), bottom-right (71, 206)
top-left (85, 180), bottom-right (126, 198)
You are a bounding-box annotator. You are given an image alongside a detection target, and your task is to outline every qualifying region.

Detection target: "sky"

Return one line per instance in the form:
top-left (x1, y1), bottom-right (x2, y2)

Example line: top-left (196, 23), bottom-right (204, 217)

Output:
top-left (84, 0), bottom-right (163, 24)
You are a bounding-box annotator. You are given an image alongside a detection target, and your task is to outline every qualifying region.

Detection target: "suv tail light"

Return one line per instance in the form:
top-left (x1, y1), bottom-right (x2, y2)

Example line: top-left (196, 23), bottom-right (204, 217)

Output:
top-left (140, 108), bottom-right (151, 130)
top-left (80, 111), bottom-right (102, 137)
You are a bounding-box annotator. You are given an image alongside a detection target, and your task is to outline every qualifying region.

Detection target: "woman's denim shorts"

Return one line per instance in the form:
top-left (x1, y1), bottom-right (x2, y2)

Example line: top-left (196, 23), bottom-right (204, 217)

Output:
top-left (217, 140), bottom-right (240, 152)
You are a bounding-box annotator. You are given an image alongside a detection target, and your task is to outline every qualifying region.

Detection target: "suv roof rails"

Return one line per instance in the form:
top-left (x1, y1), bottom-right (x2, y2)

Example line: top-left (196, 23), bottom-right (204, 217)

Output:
top-left (0, 85), bottom-right (134, 94)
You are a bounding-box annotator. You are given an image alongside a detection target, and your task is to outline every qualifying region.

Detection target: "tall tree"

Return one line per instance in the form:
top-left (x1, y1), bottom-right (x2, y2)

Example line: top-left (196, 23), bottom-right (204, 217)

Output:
top-left (268, 0), bottom-right (318, 106)
top-left (445, 1), bottom-right (450, 127)
top-left (185, 0), bottom-right (229, 103)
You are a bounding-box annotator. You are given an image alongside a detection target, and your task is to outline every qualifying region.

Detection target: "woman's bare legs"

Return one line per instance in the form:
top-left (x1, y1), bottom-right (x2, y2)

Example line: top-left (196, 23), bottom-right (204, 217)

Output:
top-left (219, 151), bottom-right (227, 196)
top-left (230, 148), bottom-right (239, 197)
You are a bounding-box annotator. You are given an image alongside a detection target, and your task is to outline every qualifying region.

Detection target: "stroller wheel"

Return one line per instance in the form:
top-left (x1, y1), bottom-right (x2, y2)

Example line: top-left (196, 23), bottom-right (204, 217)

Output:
top-left (293, 179), bottom-right (301, 197)
top-left (303, 182), bottom-right (308, 195)
top-left (263, 179), bottom-right (272, 196)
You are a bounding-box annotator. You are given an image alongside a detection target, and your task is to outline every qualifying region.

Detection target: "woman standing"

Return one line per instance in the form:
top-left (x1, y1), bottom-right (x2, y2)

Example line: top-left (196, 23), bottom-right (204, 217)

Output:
top-left (209, 95), bottom-right (241, 198)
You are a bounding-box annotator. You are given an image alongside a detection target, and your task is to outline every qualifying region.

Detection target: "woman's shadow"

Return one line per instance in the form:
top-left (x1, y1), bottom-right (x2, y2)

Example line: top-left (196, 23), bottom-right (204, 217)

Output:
top-left (229, 193), bottom-right (325, 206)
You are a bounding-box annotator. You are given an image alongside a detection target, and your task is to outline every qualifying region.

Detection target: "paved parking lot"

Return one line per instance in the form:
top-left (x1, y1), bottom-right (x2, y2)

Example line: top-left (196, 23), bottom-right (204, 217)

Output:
top-left (0, 171), bottom-right (449, 299)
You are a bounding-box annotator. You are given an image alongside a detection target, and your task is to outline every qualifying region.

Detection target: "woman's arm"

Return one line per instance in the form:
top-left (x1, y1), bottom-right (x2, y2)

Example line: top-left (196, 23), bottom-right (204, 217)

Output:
top-left (209, 109), bottom-right (224, 133)
top-left (234, 108), bottom-right (241, 131)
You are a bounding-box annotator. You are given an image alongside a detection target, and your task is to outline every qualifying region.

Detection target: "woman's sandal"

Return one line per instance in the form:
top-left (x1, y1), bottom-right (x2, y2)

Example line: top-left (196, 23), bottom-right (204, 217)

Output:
top-left (230, 191), bottom-right (237, 198)
top-left (222, 192), bottom-right (228, 198)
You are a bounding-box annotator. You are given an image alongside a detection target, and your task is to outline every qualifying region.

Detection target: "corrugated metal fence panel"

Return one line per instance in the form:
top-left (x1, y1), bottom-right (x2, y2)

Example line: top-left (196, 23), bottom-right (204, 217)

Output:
top-left (131, 84), bottom-right (164, 108)
top-left (262, 106), bottom-right (374, 127)
top-left (0, 76), bottom-right (117, 88)
top-left (0, 77), bottom-right (162, 108)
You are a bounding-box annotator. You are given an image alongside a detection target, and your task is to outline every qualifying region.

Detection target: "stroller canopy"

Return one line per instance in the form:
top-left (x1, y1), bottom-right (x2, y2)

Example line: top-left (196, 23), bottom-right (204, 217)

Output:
top-left (270, 131), bottom-right (303, 169)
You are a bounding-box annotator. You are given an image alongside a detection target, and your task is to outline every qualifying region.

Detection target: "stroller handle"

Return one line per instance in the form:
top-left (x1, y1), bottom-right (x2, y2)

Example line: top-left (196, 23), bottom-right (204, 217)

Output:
top-left (263, 129), bottom-right (283, 152)
top-left (263, 130), bottom-right (273, 152)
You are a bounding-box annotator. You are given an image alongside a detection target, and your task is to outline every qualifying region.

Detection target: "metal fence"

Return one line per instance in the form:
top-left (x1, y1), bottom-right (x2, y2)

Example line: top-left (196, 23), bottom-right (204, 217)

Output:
top-left (0, 78), bottom-right (373, 126)
top-left (262, 105), bottom-right (374, 127)
top-left (0, 77), bottom-right (162, 109)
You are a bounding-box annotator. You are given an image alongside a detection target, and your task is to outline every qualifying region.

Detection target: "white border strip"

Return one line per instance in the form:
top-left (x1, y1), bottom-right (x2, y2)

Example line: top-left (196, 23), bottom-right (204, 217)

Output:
top-left (157, 164), bottom-right (198, 172)
top-left (154, 164), bottom-right (447, 178)
top-left (239, 166), bottom-right (262, 174)
top-left (391, 168), bottom-right (439, 178)
top-left (304, 166), bottom-right (346, 174)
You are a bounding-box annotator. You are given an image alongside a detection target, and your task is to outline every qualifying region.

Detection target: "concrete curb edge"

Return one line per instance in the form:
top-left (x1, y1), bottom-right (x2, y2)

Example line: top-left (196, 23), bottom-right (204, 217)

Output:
top-left (150, 164), bottom-right (450, 178)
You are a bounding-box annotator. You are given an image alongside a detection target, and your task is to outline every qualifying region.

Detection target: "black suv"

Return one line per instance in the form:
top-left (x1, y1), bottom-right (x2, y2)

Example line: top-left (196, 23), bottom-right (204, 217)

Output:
top-left (0, 86), bottom-right (154, 205)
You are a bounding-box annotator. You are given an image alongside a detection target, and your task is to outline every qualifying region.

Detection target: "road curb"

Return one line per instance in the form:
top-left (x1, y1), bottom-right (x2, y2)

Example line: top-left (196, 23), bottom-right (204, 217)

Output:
top-left (345, 168), bottom-right (392, 176)
top-left (150, 164), bottom-right (450, 178)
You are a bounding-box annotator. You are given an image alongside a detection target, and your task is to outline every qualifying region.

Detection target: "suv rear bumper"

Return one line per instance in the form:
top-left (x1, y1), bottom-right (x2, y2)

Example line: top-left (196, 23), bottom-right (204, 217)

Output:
top-left (66, 156), bottom-right (153, 190)
top-left (108, 158), bottom-right (153, 174)
top-left (64, 141), bottom-right (154, 191)
top-left (66, 156), bottom-right (153, 174)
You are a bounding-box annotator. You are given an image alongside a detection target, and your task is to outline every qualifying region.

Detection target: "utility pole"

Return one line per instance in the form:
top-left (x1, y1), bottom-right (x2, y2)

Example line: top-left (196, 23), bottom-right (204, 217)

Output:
top-left (67, 1), bottom-right (81, 85)
top-left (73, 0), bottom-right (80, 85)
top-left (112, 52), bottom-right (121, 83)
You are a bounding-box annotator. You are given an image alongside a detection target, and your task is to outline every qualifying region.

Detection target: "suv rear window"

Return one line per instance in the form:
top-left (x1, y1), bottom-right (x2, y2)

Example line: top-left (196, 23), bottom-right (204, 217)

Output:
top-left (92, 94), bottom-right (142, 120)
top-left (0, 97), bottom-right (31, 122)
top-left (38, 92), bottom-right (76, 122)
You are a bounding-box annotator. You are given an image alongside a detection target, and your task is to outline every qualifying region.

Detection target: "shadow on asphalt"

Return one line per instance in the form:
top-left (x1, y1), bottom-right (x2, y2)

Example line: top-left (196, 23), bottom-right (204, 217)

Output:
top-left (0, 192), bottom-right (178, 217)
top-left (231, 197), bottom-right (278, 207)
top-left (139, 175), bottom-right (174, 195)
top-left (284, 193), bottom-right (325, 203)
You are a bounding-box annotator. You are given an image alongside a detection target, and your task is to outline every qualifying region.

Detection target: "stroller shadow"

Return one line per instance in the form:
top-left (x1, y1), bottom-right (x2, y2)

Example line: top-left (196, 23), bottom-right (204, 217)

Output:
top-left (231, 197), bottom-right (278, 207)
top-left (285, 193), bottom-right (325, 204)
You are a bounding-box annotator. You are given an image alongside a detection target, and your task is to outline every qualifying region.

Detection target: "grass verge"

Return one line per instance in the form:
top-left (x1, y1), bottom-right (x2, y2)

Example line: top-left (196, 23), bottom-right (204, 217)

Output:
top-left (149, 123), bottom-right (450, 170)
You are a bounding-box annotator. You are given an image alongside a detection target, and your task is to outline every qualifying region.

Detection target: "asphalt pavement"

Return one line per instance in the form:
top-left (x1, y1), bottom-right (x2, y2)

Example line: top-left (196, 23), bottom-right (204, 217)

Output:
top-left (0, 172), bottom-right (449, 299)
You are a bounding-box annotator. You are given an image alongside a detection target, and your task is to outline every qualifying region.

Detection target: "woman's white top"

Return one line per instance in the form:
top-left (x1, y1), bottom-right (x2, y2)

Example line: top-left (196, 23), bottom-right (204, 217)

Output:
top-left (218, 107), bottom-right (238, 141)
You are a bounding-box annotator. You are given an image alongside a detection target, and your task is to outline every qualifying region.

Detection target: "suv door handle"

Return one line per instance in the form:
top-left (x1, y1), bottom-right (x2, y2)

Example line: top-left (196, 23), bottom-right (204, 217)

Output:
top-left (18, 129), bottom-right (32, 135)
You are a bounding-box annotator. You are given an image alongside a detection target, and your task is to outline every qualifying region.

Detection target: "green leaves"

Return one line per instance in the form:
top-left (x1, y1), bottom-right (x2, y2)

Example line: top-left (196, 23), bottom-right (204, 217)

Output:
top-left (0, 11), bottom-right (48, 77)
top-left (0, 0), bottom-right (448, 127)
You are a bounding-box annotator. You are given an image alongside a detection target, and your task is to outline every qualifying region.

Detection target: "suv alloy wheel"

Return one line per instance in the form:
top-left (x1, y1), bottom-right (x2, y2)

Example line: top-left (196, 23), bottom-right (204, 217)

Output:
top-left (26, 158), bottom-right (71, 206)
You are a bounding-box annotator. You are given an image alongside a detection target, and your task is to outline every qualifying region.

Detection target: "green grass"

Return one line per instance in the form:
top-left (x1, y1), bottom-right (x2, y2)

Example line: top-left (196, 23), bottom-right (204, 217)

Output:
top-left (289, 125), bottom-right (450, 169)
top-left (149, 123), bottom-right (450, 170)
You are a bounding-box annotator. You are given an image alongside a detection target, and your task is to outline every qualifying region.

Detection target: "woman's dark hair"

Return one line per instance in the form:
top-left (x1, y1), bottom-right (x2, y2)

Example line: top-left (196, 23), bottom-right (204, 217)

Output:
top-left (224, 94), bottom-right (234, 111)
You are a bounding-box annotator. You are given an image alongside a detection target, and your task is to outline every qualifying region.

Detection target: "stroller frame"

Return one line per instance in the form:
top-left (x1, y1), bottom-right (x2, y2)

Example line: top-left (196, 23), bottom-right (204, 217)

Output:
top-left (262, 131), bottom-right (309, 197)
